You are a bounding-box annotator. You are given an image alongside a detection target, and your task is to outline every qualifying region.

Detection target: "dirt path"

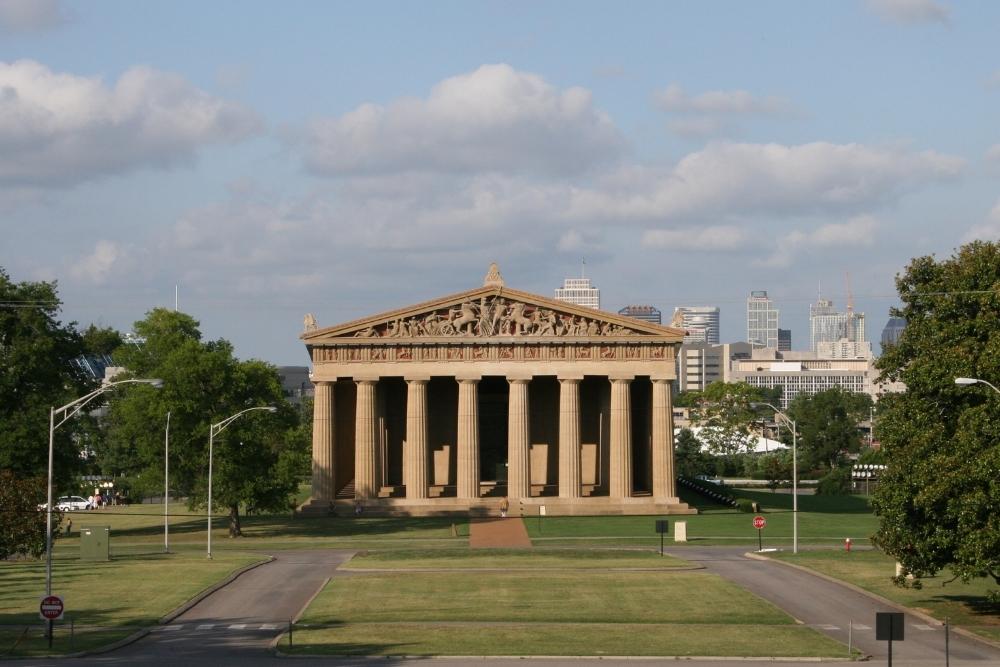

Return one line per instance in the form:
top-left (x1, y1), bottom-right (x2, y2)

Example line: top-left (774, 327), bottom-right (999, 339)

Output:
top-left (468, 517), bottom-right (532, 548)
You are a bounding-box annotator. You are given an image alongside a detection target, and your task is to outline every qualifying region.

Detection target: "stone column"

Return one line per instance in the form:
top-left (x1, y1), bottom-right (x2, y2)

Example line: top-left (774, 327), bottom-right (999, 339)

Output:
top-left (456, 378), bottom-right (480, 499)
top-left (558, 378), bottom-right (582, 499)
top-left (609, 377), bottom-right (633, 499)
top-left (311, 381), bottom-right (334, 501)
top-left (507, 378), bottom-right (531, 500)
top-left (354, 379), bottom-right (379, 500)
top-left (651, 379), bottom-right (675, 501)
top-left (404, 378), bottom-right (429, 499)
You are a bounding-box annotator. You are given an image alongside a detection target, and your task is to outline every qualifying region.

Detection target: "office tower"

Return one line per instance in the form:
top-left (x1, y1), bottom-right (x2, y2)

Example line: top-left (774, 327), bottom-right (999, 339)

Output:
top-left (881, 316), bottom-right (906, 348)
top-left (810, 297), bottom-right (866, 351)
top-left (618, 305), bottom-right (662, 324)
top-left (672, 306), bottom-right (720, 344)
top-left (554, 277), bottom-right (600, 309)
top-left (778, 328), bottom-right (791, 351)
top-left (747, 291), bottom-right (779, 349)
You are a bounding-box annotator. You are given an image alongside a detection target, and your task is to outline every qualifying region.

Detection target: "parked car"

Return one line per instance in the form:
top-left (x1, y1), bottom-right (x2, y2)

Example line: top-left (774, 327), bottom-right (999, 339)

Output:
top-left (55, 495), bottom-right (93, 511)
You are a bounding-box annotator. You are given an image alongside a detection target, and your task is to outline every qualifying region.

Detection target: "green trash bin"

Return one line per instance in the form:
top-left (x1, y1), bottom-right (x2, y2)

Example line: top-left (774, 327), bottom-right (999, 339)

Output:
top-left (80, 526), bottom-right (110, 561)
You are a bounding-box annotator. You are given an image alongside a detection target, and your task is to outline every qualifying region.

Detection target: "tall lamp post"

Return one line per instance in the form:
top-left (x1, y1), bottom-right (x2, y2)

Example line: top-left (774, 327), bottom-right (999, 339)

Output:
top-left (955, 377), bottom-right (1000, 394)
top-left (45, 378), bottom-right (162, 638)
top-left (752, 401), bottom-right (798, 554)
top-left (207, 406), bottom-right (277, 559)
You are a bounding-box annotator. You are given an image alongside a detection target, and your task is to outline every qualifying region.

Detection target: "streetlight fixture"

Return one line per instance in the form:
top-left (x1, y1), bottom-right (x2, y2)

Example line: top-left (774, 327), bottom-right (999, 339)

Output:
top-left (955, 377), bottom-right (1000, 394)
top-left (751, 401), bottom-right (798, 554)
top-left (206, 406), bottom-right (277, 559)
top-left (45, 378), bottom-right (162, 640)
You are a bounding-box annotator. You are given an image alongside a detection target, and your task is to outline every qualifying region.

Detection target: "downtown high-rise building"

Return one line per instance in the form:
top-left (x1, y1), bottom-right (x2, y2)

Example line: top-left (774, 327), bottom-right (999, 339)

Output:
top-left (554, 276), bottom-right (600, 309)
top-left (672, 306), bottom-right (720, 344)
top-left (881, 316), bottom-right (906, 348)
top-left (809, 297), bottom-right (866, 351)
top-left (618, 305), bottom-right (662, 324)
top-left (747, 291), bottom-right (779, 349)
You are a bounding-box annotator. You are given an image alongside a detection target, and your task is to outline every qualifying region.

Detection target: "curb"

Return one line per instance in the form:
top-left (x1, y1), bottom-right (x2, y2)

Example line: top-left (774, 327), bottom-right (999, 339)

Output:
top-left (748, 552), bottom-right (1000, 652)
top-left (273, 652), bottom-right (852, 662)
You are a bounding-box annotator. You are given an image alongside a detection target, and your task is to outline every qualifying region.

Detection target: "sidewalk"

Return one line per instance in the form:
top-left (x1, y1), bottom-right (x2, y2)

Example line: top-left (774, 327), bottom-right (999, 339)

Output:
top-left (468, 517), bottom-right (532, 548)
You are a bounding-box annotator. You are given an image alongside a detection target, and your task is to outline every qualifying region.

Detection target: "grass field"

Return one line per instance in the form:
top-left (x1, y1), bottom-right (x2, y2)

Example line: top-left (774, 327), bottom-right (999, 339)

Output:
top-left (769, 549), bottom-right (1000, 644)
top-left (0, 550), bottom-right (262, 657)
top-left (343, 548), bottom-right (690, 569)
top-left (288, 553), bottom-right (847, 657)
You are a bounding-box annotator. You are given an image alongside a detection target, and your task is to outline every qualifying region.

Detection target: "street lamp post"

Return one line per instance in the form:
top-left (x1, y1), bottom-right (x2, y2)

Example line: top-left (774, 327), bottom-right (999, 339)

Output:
top-left (164, 411), bottom-right (170, 553)
top-left (955, 377), bottom-right (1000, 394)
top-left (752, 401), bottom-right (798, 554)
top-left (45, 378), bottom-right (162, 642)
top-left (206, 406), bottom-right (277, 559)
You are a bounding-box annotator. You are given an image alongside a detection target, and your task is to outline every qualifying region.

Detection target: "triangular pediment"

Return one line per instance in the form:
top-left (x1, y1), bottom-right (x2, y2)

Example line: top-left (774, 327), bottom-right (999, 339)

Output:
top-left (302, 286), bottom-right (685, 343)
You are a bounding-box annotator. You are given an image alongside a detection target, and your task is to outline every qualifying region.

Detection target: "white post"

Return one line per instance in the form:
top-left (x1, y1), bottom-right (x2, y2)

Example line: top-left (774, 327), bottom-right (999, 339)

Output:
top-left (45, 407), bottom-right (55, 597)
top-left (792, 420), bottom-right (798, 554)
top-left (207, 426), bottom-right (214, 560)
top-left (164, 411), bottom-right (170, 553)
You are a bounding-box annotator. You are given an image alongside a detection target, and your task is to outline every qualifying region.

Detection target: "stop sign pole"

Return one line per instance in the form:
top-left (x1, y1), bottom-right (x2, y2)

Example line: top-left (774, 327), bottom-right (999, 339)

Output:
top-left (753, 515), bottom-right (766, 551)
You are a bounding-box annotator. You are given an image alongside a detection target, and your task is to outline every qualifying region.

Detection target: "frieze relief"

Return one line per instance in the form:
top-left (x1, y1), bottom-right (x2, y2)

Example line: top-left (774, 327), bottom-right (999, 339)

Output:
top-left (350, 296), bottom-right (639, 339)
top-left (313, 342), bottom-right (670, 363)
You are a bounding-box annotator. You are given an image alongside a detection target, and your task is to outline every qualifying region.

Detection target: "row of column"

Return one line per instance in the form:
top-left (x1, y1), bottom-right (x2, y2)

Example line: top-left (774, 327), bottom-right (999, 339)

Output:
top-left (311, 377), bottom-right (676, 503)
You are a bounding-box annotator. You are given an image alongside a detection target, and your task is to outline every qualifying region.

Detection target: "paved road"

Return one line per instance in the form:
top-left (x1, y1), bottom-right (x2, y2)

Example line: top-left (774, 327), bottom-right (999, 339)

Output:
top-left (15, 546), bottom-right (1000, 666)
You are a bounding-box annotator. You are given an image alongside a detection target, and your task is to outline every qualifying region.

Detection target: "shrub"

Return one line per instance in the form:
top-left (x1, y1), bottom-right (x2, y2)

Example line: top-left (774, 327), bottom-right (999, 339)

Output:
top-left (816, 467), bottom-right (852, 495)
top-left (735, 498), bottom-right (756, 513)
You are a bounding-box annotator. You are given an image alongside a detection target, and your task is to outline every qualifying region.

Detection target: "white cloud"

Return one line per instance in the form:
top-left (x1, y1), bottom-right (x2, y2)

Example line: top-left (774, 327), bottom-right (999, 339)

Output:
top-left (302, 63), bottom-right (624, 176)
top-left (962, 200), bottom-right (1000, 242)
top-left (666, 117), bottom-right (734, 139)
top-left (70, 240), bottom-right (131, 284)
top-left (562, 142), bottom-right (963, 223)
top-left (986, 144), bottom-right (1000, 161)
top-left (642, 225), bottom-right (747, 250)
top-left (866, 0), bottom-right (949, 25)
top-left (654, 84), bottom-right (789, 115)
top-left (758, 215), bottom-right (879, 268)
top-left (0, 60), bottom-right (260, 187)
top-left (0, 0), bottom-right (68, 33)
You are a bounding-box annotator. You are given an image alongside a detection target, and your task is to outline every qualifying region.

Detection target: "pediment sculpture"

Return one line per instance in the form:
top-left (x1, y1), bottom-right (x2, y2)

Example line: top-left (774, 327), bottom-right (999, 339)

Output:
top-left (351, 296), bottom-right (639, 339)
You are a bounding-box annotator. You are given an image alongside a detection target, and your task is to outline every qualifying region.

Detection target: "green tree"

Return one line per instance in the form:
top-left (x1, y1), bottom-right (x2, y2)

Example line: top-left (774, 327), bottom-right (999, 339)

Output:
top-left (0, 268), bottom-right (91, 488)
top-left (80, 324), bottom-right (123, 356)
top-left (0, 471), bottom-right (51, 559)
top-left (785, 387), bottom-right (873, 471)
top-left (103, 309), bottom-right (306, 536)
top-left (674, 428), bottom-right (710, 478)
top-left (689, 381), bottom-right (768, 456)
top-left (872, 241), bottom-right (1000, 587)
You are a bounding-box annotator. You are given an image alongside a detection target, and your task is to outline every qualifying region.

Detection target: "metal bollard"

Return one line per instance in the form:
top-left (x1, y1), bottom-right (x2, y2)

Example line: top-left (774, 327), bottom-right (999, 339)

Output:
top-left (845, 537), bottom-right (852, 552)
top-left (288, 618), bottom-right (293, 647)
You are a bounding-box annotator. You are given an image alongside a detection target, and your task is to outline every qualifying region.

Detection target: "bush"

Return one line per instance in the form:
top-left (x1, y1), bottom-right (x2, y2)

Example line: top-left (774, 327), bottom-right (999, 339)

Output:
top-left (816, 467), bottom-right (852, 495)
top-left (735, 498), bottom-right (756, 513)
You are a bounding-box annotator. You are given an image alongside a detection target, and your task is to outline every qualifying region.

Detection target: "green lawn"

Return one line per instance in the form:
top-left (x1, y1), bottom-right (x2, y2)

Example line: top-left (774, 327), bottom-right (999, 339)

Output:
top-left (288, 562), bottom-right (846, 657)
top-left (0, 550), bottom-right (262, 657)
top-left (769, 549), bottom-right (1000, 644)
top-left (343, 548), bottom-right (690, 569)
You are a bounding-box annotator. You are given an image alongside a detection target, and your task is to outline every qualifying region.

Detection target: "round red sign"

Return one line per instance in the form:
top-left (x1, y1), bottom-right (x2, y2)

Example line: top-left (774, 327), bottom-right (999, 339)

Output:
top-left (39, 595), bottom-right (64, 621)
top-left (752, 515), bottom-right (766, 530)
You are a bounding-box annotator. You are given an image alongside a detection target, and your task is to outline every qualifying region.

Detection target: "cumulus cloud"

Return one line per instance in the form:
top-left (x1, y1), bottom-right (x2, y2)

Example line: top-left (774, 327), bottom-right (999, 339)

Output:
top-left (0, 0), bottom-right (68, 33)
top-left (0, 60), bottom-right (260, 187)
top-left (302, 63), bottom-right (624, 177)
top-left (866, 0), bottom-right (950, 24)
top-left (562, 142), bottom-right (963, 223)
top-left (642, 225), bottom-right (747, 250)
top-left (655, 84), bottom-right (790, 115)
top-left (758, 215), bottom-right (878, 268)
top-left (70, 240), bottom-right (132, 284)
top-left (962, 200), bottom-right (1000, 242)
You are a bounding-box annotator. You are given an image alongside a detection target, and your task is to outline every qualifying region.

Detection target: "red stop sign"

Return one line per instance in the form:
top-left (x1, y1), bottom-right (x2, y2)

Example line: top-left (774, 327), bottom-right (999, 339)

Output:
top-left (752, 515), bottom-right (766, 530)
top-left (39, 595), bottom-right (64, 620)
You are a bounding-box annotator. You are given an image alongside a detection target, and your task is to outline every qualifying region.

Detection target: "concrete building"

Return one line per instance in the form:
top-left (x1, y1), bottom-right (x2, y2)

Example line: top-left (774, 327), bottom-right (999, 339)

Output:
top-left (778, 329), bottom-right (792, 352)
top-left (747, 291), bottom-right (779, 349)
top-left (278, 366), bottom-right (314, 405)
top-left (730, 348), bottom-right (879, 409)
top-left (672, 306), bottom-right (720, 344)
top-left (554, 276), bottom-right (600, 309)
top-left (675, 341), bottom-right (752, 392)
top-left (301, 264), bottom-right (692, 517)
top-left (809, 298), bottom-right (866, 351)
top-left (618, 305), bottom-right (662, 325)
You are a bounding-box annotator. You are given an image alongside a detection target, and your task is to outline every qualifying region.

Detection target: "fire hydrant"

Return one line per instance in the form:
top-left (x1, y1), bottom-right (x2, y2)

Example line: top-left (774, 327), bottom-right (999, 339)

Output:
top-left (845, 537), bottom-right (852, 552)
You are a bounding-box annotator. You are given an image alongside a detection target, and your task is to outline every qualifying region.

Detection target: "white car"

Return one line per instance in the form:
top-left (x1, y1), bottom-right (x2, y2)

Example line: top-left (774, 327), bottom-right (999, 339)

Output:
top-left (55, 495), bottom-right (93, 511)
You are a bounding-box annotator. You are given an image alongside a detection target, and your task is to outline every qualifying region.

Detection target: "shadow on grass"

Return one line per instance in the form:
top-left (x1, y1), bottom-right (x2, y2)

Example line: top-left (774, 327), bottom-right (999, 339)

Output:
top-left (733, 489), bottom-right (873, 514)
top-left (934, 594), bottom-right (1000, 617)
top-left (239, 515), bottom-right (459, 539)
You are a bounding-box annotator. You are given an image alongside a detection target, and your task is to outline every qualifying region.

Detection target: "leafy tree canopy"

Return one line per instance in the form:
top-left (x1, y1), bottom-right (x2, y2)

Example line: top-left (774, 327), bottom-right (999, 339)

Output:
top-left (871, 241), bottom-right (1000, 587)
top-left (0, 471), bottom-right (51, 560)
top-left (688, 381), bottom-right (779, 456)
top-left (785, 387), bottom-right (872, 471)
top-left (0, 268), bottom-right (91, 486)
top-left (103, 308), bottom-right (306, 535)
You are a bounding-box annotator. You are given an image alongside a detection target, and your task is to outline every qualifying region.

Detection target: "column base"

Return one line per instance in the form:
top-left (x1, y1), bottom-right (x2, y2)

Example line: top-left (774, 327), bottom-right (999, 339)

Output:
top-left (312, 495), bottom-right (697, 518)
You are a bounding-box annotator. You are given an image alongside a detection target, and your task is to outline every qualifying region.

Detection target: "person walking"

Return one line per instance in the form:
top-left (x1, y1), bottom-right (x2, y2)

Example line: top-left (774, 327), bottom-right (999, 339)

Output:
top-left (500, 496), bottom-right (509, 518)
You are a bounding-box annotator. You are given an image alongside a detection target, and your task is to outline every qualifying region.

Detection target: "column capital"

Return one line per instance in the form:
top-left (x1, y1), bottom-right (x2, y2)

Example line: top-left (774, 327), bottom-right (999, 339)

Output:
top-left (312, 379), bottom-right (334, 387)
top-left (507, 377), bottom-right (532, 385)
top-left (404, 376), bottom-right (430, 383)
top-left (650, 376), bottom-right (673, 383)
top-left (557, 375), bottom-right (583, 383)
top-left (456, 375), bottom-right (481, 383)
top-left (354, 378), bottom-right (379, 387)
top-left (609, 374), bottom-right (634, 383)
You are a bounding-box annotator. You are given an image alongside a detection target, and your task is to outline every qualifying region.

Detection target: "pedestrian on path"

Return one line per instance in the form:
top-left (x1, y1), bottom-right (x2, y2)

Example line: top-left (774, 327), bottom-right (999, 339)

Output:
top-left (500, 496), bottom-right (509, 518)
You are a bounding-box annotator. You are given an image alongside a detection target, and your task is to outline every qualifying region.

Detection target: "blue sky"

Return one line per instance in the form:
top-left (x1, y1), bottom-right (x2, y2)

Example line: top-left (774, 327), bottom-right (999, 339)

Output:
top-left (1, 0), bottom-right (997, 364)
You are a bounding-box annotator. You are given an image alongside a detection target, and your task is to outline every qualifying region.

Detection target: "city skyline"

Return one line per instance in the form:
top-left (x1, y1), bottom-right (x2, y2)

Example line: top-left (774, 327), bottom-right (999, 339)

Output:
top-left (1, 1), bottom-right (995, 365)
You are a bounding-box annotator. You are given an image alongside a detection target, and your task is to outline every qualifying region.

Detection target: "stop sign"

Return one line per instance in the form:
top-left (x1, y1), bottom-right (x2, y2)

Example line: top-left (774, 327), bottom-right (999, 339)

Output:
top-left (39, 595), bottom-right (64, 621)
top-left (752, 515), bottom-right (766, 530)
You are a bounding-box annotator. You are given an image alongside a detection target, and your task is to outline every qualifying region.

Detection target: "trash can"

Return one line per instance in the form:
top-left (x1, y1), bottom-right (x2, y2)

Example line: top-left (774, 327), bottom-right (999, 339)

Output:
top-left (80, 526), bottom-right (110, 561)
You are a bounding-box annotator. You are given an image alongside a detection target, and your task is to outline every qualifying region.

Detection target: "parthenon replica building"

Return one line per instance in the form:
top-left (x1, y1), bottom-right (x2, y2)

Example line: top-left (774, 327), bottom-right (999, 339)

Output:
top-left (301, 265), bottom-right (693, 516)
